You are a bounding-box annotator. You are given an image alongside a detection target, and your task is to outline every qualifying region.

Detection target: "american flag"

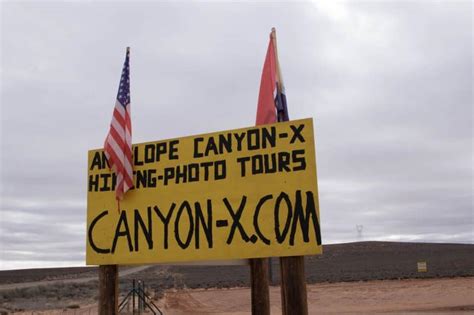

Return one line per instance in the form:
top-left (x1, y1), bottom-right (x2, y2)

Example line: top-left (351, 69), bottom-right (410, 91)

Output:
top-left (104, 47), bottom-right (133, 201)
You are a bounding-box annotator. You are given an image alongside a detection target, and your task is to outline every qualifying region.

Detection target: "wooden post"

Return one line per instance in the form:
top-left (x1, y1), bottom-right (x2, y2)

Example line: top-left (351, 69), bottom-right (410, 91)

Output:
top-left (250, 258), bottom-right (270, 315)
top-left (268, 257), bottom-right (274, 285)
top-left (99, 265), bottom-right (118, 315)
top-left (280, 256), bottom-right (308, 315)
top-left (271, 27), bottom-right (309, 315)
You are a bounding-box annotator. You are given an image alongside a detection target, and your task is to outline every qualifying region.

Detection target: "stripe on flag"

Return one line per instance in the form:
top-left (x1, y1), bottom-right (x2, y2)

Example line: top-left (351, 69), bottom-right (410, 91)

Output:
top-left (104, 47), bottom-right (134, 201)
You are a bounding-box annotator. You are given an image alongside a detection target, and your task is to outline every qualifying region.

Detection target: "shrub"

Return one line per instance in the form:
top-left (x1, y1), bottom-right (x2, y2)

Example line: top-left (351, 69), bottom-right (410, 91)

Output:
top-left (67, 304), bottom-right (80, 309)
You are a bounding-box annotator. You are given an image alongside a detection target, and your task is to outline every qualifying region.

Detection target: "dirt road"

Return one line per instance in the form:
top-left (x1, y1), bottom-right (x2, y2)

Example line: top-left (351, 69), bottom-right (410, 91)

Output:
top-left (159, 277), bottom-right (474, 314)
top-left (0, 265), bottom-right (150, 292)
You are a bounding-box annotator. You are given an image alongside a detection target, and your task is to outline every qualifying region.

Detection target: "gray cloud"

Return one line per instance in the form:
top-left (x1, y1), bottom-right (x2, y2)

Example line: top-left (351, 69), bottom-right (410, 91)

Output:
top-left (1, 1), bottom-right (472, 269)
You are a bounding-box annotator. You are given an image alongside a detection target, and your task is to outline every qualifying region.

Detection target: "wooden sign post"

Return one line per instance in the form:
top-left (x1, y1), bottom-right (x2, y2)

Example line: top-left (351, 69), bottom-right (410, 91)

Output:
top-left (250, 258), bottom-right (270, 315)
top-left (99, 265), bottom-right (118, 315)
top-left (280, 256), bottom-right (308, 315)
top-left (270, 27), bottom-right (310, 315)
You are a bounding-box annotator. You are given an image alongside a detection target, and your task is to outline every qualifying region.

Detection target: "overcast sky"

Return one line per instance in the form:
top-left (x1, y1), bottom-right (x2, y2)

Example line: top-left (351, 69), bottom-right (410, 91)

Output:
top-left (0, 1), bottom-right (472, 270)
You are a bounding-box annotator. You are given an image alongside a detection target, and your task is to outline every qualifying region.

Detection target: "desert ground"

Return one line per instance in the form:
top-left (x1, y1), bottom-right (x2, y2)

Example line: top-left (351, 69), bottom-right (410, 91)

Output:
top-left (1, 242), bottom-right (473, 314)
top-left (159, 277), bottom-right (474, 314)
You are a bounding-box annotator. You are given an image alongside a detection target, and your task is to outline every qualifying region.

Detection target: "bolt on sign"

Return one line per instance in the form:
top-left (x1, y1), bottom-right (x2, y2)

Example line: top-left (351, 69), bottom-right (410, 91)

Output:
top-left (86, 118), bottom-right (322, 265)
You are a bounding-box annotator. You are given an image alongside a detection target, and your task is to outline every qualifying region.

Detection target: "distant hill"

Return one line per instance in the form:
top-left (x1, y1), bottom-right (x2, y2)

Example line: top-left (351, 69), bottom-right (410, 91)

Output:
top-left (131, 241), bottom-right (474, 291)
top-left (1, 241), bottom-right (473, 288)
top-left (304, 241), bottom-right (474, 283)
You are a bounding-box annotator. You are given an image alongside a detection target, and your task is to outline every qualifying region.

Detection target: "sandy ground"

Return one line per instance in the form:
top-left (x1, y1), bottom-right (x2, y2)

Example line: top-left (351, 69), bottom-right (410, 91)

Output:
top-left (158, 277), bottom-right (474, 314)
top-left (7, 277), bottom-right (473, 314)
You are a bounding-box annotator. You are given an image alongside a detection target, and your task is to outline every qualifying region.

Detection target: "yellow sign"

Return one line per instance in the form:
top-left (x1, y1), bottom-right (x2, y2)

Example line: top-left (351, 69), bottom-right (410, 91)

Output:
top-left (86, 118), bottom-right (321, 265)
top-left (417, 261), bottom-right (427, 272)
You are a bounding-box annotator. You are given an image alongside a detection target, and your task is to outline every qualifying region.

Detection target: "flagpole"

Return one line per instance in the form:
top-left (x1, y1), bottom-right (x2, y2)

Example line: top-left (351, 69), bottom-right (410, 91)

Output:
top-left (249, 29), bottom-right (275, 315)
top-left (271, 27), bottom-right (284, 94)
top-left (271, 28), bottom-right (289, 123)
top-left (99, 46), bottom-right (131, 315)
top-left (271, 27), bottom-right (309, 315)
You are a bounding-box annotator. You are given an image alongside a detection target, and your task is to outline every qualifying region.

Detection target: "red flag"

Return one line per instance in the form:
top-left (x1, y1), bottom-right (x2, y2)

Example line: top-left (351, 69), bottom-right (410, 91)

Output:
top-left (104, 47), bottom-right (133, 201)
top-left (256, 34), bottom-right (278, 125)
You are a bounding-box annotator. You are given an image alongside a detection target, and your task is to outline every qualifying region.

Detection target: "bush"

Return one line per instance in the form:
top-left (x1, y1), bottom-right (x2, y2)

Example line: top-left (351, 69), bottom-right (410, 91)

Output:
top-left (67, 304), bottom-right (80, 309)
